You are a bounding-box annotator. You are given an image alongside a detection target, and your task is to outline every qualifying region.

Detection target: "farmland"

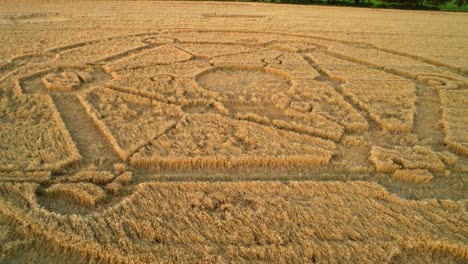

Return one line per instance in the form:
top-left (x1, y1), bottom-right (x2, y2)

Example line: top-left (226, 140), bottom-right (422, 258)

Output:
top-left (0, 1), bottom-right (467, 263)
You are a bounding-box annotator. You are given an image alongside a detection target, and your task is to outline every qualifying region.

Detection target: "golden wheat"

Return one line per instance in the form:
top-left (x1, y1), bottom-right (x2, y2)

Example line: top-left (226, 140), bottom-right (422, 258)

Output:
top-left (179, 43), bottom-right (252, 59)
top-left (437, 151), bottom-right (459, 166)
top-left (290, 79), bottom-right (369, 132)
top-left (106, 76), bottom-right (213, 106)
top-left (42, 71), bottom-right (81, 91)
top-left (0, 2), bottom-right (467, 262)
top-left (108, 44), bottom-right (192, 71)
top-left (106, 172), bottom-right (132, 194)
top-left (369, 146), bottom-right (446, 173)
top-left (440, 89), bottom-right (468, 157)
top-left (67, 171), bottom-right (115, 185)
top-left (45, 183), bottom-right (106, 207)
top-left (265, 53), bottom-right (320, 80)
top-left (341, 80), bottom-right (416, 132)
top-left (109, 60), bottom-right (213, 79)
top-left (58, 37), bottom-right (146, 64)
top-left (1, 181), bottom-right (467, 263)
top-left (0, 95), bottom-right (80, 172)
top-left (0, 171), bottom-right (50, 183)
top-left (78, 87), bottom-right (184, 160)
top-left (131, 113), bottom-right (335, 169)
top-left (392, 169), bottom-right (433, 183)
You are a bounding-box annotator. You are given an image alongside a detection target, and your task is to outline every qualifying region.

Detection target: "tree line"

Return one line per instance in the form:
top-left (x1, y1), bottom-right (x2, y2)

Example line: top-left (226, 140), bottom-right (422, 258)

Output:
top-left (267, 0), bottom-right (466, 11)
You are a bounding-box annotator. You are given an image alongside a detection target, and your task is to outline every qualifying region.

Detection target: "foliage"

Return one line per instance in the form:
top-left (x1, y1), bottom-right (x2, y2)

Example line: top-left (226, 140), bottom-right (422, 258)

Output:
top-left (271, 0), bottom-right (464, 10)
top-left (454, 0), bottom-right (466, 10)
top-left (381, 0), bottom-right (423, 6)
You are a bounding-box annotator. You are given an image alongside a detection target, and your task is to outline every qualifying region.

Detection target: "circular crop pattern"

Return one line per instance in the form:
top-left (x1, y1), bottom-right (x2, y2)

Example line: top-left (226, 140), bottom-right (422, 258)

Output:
top-left (0, 29), bottom-right (466, 185)
top-left (196, 68), bottom-right (292, 103)
top-left (0, 24), bottom-right (466, 264)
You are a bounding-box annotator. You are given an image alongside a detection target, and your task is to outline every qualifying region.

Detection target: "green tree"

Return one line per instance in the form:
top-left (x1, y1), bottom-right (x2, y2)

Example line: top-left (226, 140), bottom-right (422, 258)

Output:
top-left (425, 0), bottom-right (451, 6)
top-left (381, 0), bottom-right (424, 6)
top-left (382, 0), bottom-right (452, 7)
top-left (455, 0), bottom-right (466, 11)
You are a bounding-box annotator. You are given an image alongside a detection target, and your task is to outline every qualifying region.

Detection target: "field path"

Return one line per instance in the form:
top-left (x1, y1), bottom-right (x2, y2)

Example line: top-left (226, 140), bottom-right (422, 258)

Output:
top-left (52, 94), bottom-right (120, 168)
top-left (413, 86), bottom-right (445, 151)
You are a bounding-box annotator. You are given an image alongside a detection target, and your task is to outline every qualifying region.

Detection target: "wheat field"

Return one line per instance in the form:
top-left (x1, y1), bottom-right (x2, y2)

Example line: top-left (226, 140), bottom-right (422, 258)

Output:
top-left (0, 1), bottom-right (467, 263)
